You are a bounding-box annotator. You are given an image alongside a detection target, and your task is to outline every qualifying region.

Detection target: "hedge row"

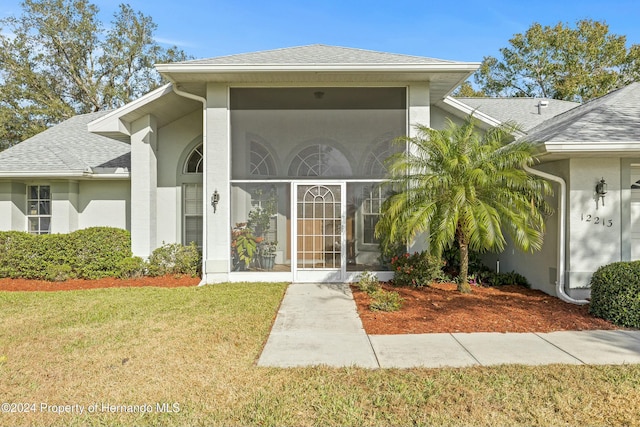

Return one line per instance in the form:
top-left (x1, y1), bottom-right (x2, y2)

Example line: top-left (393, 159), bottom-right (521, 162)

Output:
top-left (589, 261), bottom-right (640, 329)
top-left (0, 227), bottom-right (201, 281)
top-left (0, 227), bottom-right (132, 280)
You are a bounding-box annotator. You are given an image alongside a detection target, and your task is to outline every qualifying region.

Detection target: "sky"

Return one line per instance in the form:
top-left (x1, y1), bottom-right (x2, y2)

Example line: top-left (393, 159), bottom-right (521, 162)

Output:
top-left (1, 0), bottom-right (640, 63)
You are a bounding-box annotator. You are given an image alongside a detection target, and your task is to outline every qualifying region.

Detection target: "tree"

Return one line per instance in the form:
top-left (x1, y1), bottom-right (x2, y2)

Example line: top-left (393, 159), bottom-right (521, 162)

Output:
top-left (0, 0), bottom-right (189, 148)
top-left (375, 116), bottom-right (552, 293)
top-left (452, 81), bottom-right (486, 97)
top-left (474, 19), bottom-right (640, 102)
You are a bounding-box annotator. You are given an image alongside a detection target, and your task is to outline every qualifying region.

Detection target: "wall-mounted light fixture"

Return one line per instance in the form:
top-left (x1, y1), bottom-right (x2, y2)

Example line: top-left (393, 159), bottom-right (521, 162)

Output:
top-left (596, 177), bottom-right (607, 208)
top-left (211, 189), bottom-right (220, 213)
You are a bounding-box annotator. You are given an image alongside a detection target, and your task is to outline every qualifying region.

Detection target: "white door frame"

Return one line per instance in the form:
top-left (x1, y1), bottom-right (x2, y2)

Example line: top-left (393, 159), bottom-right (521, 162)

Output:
top-left (292, 181), bottom-right (346, 282)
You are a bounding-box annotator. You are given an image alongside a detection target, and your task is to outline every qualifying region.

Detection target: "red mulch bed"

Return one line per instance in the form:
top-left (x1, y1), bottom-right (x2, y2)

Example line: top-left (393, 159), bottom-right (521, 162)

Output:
top-left (0, 275), bottom-right (201, 292)
top-left (352, 282), bottom-right (620, 334)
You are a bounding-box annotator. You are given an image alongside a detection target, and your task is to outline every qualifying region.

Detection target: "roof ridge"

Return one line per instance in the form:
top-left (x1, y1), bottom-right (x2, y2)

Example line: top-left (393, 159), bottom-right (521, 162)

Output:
top-left (178, 44), bottom-right (461, 65)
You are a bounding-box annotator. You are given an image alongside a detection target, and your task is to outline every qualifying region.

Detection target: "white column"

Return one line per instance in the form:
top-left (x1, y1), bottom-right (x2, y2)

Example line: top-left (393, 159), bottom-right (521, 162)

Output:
top-left (407, 83), bottom-right (430, 253)
top-left (203, 84), bottom-right (231, 282)
top-left (130, 114), bottom-right (158, 257)
top-left (408, 83), bottom-right (430, 136)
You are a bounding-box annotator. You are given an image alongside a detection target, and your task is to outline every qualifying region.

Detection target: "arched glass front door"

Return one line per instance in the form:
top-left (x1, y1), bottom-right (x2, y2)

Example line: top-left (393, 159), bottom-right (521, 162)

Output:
top-left (293, 183), bottom-right (346, 282)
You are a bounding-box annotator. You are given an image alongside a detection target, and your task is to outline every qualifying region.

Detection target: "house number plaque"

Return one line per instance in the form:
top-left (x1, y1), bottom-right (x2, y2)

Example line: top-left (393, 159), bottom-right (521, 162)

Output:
top-left (581, 213), bottom-right (613, 227)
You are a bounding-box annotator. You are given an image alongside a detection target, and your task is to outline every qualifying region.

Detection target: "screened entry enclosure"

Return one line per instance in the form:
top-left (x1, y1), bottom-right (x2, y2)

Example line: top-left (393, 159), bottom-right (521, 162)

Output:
top-left (229, 87), bottom-right (407, 281)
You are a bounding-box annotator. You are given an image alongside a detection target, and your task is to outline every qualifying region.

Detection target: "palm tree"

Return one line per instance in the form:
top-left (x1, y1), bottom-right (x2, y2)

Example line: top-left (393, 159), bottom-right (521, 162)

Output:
top-left (376, 116), bottom-right (552, 293)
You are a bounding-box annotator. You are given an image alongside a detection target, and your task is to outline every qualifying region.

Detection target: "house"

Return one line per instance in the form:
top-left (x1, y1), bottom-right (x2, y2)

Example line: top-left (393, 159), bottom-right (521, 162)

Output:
top-left (0, 44), bottom-right (637, 300)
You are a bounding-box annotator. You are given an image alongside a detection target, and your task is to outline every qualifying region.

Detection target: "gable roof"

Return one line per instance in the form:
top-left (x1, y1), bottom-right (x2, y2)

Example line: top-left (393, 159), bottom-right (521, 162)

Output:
top-left (182, 44), bottom-right (461, 66)
top-left (526, 83), bottom-right (640, 142)
top-left (156, 44), bottom-right (480, 101)
top-left (0, 111), bottom-right (130, 178)
top-left (455, 97), bottom-right (579, 132)
top-left (521, 83), bottom-right (640, 157)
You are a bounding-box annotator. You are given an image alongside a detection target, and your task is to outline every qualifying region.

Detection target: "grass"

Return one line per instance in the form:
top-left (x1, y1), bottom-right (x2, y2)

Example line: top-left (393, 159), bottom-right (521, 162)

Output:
top-left (1, 282), bottom-right (639, 426)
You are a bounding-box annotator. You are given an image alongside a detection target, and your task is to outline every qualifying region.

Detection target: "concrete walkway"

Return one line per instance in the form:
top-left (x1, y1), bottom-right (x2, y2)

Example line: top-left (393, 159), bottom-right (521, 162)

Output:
top-left (258, 283), bottom-right (640, 368)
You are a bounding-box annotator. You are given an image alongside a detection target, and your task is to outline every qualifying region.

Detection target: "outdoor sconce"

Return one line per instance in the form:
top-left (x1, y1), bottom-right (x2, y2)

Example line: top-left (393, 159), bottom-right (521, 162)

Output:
top-left (211, 190), bottom-right (220, 213)
top-left (596, 177), bottom-right (607, 208)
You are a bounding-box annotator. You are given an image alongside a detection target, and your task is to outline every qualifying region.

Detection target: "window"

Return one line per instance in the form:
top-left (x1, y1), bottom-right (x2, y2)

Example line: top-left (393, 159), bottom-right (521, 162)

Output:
top-left (362, 137), bottom-right (404, 177)
top-left (362, 186), bottom-right (383, 244)
top-left (184, 145), bottom-right (203, 173)
top-left (250, 141), bottom-right (276, 176)
top-left (27, 185), bottom-right (51, 234)
top-left (183, 183), bottom-right (203, 247)
top-left (288, 144), bottom-right (351, 177)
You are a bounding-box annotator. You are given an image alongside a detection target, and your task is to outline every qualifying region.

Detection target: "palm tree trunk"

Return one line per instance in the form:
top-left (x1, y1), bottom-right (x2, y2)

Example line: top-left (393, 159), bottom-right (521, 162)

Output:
top-left (458, 241), bottom-right (472, 293)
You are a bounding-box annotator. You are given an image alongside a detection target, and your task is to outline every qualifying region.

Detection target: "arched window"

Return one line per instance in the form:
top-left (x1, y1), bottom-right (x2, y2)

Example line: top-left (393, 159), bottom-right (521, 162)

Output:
top-left (362, 137), bottom-right (404, 177)
top-left (182, 143), bottom-right (203, 248)
top-left (184, 144), bottom-right (203, 174)
top-left (250, 141), bottom-right (276, 176)
top-left (288, 144), bottom-right (351, 177)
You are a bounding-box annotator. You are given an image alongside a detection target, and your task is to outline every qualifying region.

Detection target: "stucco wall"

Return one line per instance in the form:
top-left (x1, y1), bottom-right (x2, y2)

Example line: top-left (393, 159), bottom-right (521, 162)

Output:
top-left (0, 182), bottom-right (26, 231)
top-left (430, 105), bottom-right (466, 130)
top-left (78, 180), bottom-right (130, 230)
top-left (156, 109), bottom-right (203, 246)
top-left (567, 157), bottom-right (622, 292)
top-left (481, 160), bottom-right (566, 296)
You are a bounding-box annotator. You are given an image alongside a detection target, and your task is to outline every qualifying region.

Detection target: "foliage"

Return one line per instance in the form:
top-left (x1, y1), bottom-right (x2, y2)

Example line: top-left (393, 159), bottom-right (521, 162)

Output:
top-left (231, 223), bottom-right (257, 271)
top-left (116, 256), bottom-right (147, 279)
top-left (247, 188), bottom-right (278, 238)
top-left (369, 289), bottom-right (403, 312)
top-left (441, 244), bottom-right (487, 279)
top-left (376, 116), bottom-right (552, 293)
top-left (356, 271), bottom-right (381, 294)
top-left (589, 261), bottom-right (640, 328)
top-left (452, 81), bottom-right (487, 97)
top-left (147, 242), bottom-right (201, 277)
top-left (0, 227), bottom-right (131, 279)
top-left (66, 226), bottom-right (132, 278)
top-left (0, 0), bottom-right (189, 147)
top-left (474, 19), bottom-right (640, 102)
top-left (476, 271), bottom-right (531, 288)
top-left (389, 252), bottom-right (443, 288)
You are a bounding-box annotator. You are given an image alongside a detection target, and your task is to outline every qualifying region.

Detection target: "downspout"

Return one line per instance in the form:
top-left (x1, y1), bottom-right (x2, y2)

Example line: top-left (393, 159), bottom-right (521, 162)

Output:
top-left (166, 78), bottom-right (209, 286)
top-left (523, 164), bottom-right (589, 305)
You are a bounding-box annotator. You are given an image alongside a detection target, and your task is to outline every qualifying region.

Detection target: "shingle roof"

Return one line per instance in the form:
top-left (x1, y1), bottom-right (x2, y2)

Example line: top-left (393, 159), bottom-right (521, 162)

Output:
top-left (456, 97), bottom-right (579, 132)
top-left (525, 83), bottom-right (640, 142)
top-left (0, 110), bottom-right (130, 175)
top-left (181, 44), bottom-right (461, 66)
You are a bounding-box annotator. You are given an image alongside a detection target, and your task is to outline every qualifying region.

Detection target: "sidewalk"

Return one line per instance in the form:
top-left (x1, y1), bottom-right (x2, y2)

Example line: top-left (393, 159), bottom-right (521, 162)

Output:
top-left (257, 283), bottom-right (640, 368)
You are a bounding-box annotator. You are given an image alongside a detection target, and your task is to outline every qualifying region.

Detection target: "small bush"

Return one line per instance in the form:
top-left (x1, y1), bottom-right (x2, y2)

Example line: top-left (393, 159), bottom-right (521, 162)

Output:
top-left (589, 261), bottom-right (640, 328)
top-left (148, 242), bottom-right (201, 277)
top-left (356, 271), bottom-right (380, 294)
top-left (477, 271), bottom-right (531, 288)
top-left (116, 257), bottom-right (147, 279)
top-left (390, 251), bottom-right (443, 287)
top-left (369, 289), bottom-right (404, 312)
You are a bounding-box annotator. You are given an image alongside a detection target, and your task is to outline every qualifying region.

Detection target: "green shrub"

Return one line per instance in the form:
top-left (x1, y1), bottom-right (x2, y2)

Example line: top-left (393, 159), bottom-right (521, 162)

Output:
top-left (0, 227), bottom-right (131, 281)
top-left (67, 227), bottom-right (132, 279)
top-left (476, 270), bottom-right (531, 288)
top-left (44, 263), bottom-right (74, 282)
top-left (356, 271), bottom-right (380, 294)
top-left (148, 242), bottom-right (201, 277)
top-left (116, 256), bottom-right (147, 279)
top-left (589, 261), bottom-right (640, 328)
top-left (390, 251), bottom-right (443, 287)
top-left (369, 289), bottom-right (404, 312)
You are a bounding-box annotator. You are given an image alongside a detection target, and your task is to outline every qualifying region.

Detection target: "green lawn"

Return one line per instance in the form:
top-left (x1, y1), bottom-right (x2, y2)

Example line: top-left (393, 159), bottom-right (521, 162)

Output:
top-left (1, 282), bottom-right (639, 426)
